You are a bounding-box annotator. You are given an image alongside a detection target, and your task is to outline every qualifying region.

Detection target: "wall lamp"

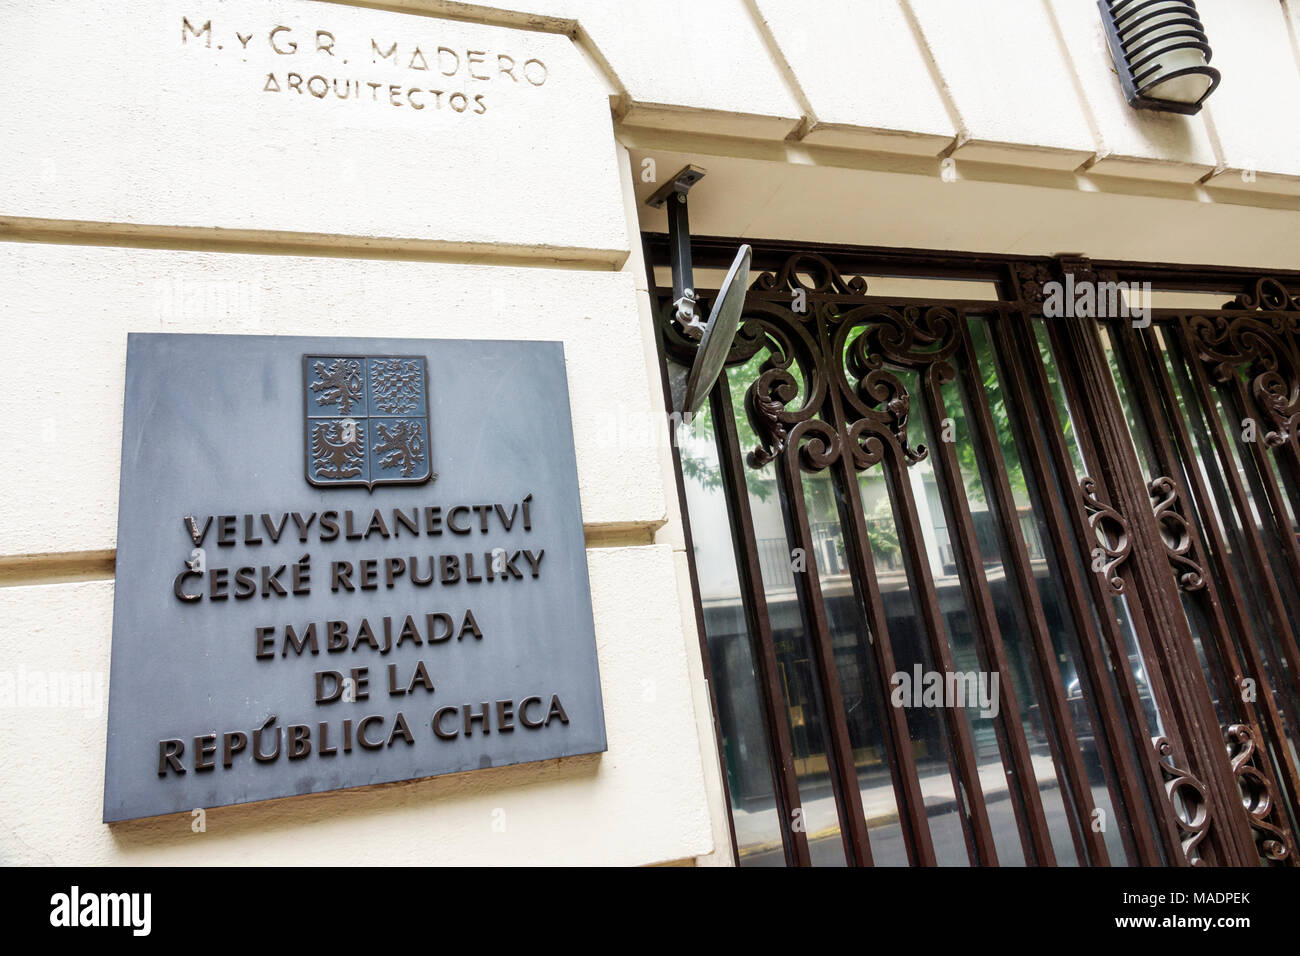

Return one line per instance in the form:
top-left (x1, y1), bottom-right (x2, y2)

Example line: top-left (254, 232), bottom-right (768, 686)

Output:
top-left (1098, 0), bottom-right (1220, 114)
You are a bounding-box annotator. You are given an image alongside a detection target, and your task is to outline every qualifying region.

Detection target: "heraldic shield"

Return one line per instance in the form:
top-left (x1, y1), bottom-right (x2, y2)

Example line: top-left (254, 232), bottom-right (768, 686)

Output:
top-left (303, 354), bottom-right (435, 490)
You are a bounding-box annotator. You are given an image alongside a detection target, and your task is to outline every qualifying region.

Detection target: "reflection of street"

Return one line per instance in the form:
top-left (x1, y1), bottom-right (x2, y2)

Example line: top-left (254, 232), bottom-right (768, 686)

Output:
top-left (736, 754), bottom-right (1127, 866)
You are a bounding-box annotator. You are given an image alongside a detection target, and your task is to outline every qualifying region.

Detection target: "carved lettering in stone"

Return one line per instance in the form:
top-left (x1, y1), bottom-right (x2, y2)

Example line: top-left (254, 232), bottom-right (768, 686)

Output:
top-left (179, 16), bottom-right (549, 117)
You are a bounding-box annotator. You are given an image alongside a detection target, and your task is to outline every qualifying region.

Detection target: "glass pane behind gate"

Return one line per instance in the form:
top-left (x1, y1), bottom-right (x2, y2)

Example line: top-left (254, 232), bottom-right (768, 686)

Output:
top-left (655, 239), bottom-right (1300, 865)
top-left (678, 402), bottom-right (788, 865)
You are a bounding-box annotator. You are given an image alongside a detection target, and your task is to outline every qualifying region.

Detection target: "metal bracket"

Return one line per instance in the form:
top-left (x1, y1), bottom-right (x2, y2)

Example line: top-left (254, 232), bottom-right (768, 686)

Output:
top-left (647, 165), bottom-right (707, 336)
top-left (644, 163), bottom-right (706, 209)
top-left (645, 164), bottom-right (751, 418)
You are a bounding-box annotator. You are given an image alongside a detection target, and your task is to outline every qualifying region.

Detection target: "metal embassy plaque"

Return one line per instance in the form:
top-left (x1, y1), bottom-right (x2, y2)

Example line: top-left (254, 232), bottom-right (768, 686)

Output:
top-left (104, 333), bottom-right (606, 822)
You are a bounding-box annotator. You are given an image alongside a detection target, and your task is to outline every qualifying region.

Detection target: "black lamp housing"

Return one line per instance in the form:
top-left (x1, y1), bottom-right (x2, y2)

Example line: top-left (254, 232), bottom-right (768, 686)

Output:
top-left (1098, 0), bottom-right (1221, 115)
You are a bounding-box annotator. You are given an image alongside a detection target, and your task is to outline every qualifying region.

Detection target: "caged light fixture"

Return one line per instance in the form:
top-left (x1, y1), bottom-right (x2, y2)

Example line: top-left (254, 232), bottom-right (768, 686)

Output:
top-left (1098, 0), bottom-right (1220, 114)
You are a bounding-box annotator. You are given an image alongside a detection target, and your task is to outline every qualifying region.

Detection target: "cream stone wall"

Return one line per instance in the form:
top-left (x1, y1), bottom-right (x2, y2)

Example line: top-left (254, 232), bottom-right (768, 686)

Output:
top-left (0, 246), bottom-right (667, 558)
top-left (3, 0), bottom-right (1298, 867)
top-left (0, 0), bottom-right (629, 260)
top-left (337, 0), bottom-right (1300, 193)
top-left (0, 0), bottom-right (718, 868)
top-left (0, 549), bottom-right (711, 866)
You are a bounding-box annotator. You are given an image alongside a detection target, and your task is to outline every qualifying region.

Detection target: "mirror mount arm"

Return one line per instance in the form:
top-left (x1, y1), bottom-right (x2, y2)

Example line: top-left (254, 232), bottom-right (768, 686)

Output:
top-left (646, 165), bottom-right (708, 338)
top-left (645, 164), bottom-right (749, 418)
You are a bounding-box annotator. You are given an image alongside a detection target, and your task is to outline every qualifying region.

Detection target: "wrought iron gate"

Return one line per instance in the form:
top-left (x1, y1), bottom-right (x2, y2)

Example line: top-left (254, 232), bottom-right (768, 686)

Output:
top-left (649, 235), bottom-right (1300, 867)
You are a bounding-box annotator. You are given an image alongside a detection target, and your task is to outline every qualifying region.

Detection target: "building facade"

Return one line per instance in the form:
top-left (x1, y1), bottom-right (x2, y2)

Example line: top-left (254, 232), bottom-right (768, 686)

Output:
top-left (3, 0), bottom-right (1300, 866)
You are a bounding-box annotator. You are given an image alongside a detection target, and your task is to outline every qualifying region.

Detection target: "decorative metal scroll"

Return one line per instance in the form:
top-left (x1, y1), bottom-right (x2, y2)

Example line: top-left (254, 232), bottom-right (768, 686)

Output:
top-left (1080, 476), bottom-right (1131, 594)
top-left (1225, 724), bottom-right (1293, 865)
top-left (1185, 279), bottom-right (1300, 449)
top-left (1227, 277), bottom-right (1300, 314)
top-left (1147, 476), bottom-right (1206, 592)
top-left (1153, 736), bottom-right (1211, 866)
top-left (662, 250), bottom-right (962, 476)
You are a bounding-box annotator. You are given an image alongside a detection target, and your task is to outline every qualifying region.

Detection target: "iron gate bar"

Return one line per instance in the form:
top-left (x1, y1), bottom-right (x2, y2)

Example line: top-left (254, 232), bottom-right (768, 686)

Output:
top-left (1163, 319), bottom-right (1300, 839)
top-left (1044, 309), bottom-right (1217, 847)
top-left (918, 347), bottom-right (1057, 865)
top-left (650, 235), bottom-right (1300, 285)
top-left (1049, 301), bottom-right (1258, 867)
top-left (874, 407), bottom-right (1001, 865)
top-left (1173, 319), bottom-right (1300, 745)
top-left (1129, 320), bottom-right (1300, 861)
top-left (769, 412), bottom-right (877, 865)
top-left (763, 282), bottom-right (1013, 866)
top-left (650, 235), bottom-right (1300, 303)
top-left (1277, 441), bottom-right (1300, 564)
top-left (1278, 440), bottom-right (1300, 542)
top-left (1038, 310), bottom-right (1209, 865)
top-left (1226, 370), bottom-right (1300, 631)
top-left (992, 310), bottom-right (1163, 865)
top-left (1151, 314), bottom-right (1300, 743)
top-left (1089, 258), bottom-right (1300, 295)
top-left (647, 232), bottom-right (1300, 867)
top-left (710, 371), bottom-right (814, 866)
top-left (1115, 318), bottom-right (1292, 863)
top-left (1043, 315), bottom-right (1187, 756)
top-left (827, 413), bottom-right (939, 867)
top-left (1175, 320), bottom-right (1300, 719)
top-left (648, 235), bottom-right (1038, 287)
top-left (1116, 321), bottom-right (1249, 710)
top-left (809, 309), bottom-right (939, 866)
top-left (954, 315), bottom-right (1111, 866)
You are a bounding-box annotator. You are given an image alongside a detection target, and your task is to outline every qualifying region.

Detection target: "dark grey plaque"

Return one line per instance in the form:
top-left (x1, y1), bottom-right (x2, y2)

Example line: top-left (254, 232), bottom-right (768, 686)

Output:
top-left (104, 333), bottom-right (605, 822)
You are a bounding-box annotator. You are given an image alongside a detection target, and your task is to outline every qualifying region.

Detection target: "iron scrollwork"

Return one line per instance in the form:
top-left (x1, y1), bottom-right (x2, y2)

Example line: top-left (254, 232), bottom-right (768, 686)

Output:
top-left (744, 327), bottom-right (801, 469)
top-left (837, 304), bottom-right (958, 468)
top-left (1147, 476), bottom-right (1206, 592)
top-left (1227, 277), bottom-right (1300, 314)
top-left (1186, 279), bottom-right (1300, 449)
top-left (749, 251), bottom-right (869, 301)
top-left (724, 249), bottom-right (961, 476)
top-left (740, 310), bottom-right (827, 469)
top-left (1225, 723), bottom-right (1293, 865)
top-left (1153, 736), bottom-right (1211, 866)
top-left (1080, 476), bottom-right (1131, 594)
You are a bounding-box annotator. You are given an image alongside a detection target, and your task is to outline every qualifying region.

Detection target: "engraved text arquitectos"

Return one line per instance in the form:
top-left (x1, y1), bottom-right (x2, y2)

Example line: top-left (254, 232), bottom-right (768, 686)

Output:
top-left (180, 16), bottom-right (548, 116)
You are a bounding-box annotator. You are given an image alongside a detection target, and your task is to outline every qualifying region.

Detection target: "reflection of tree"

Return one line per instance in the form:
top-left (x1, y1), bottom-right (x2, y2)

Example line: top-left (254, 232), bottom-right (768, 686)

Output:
top-left (864, 494), bottom-right (900, 556)
top-left (1029, 322), bottom-right (1082, 478)
top-left (677, 350), bottom-right (784, 502)
top-left (943, 359), bottom-right (1029, 504)
top-left (939, 319), bottom-right (1079, 506)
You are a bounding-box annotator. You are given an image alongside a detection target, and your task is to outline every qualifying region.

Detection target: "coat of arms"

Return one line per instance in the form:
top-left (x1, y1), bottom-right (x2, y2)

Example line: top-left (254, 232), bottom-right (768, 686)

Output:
top-left (304, 354), bottom-right (434, 489)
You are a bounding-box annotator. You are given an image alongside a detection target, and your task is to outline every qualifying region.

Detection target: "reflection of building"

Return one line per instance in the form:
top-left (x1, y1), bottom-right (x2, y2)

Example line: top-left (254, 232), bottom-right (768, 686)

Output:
top-left (705, 557), bottom-right (1064, 806)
